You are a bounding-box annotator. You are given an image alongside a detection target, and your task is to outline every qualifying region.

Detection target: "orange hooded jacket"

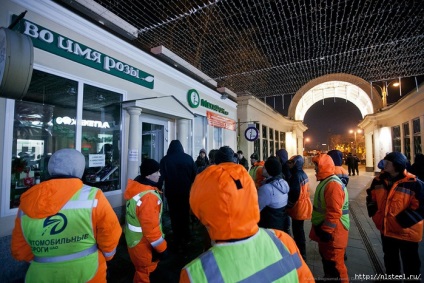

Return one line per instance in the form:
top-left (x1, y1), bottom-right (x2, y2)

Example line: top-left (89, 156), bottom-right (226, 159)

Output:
top-left (181, 162), bottom-right (314, 282)
top-left (309, 154), bottom-right (349, 248)
top-left (11, 179), bottom-right (122, 282)
top-left (123, 179), bottom-right (167, 253)
top-left (368, 171), bottom-right (423, 242)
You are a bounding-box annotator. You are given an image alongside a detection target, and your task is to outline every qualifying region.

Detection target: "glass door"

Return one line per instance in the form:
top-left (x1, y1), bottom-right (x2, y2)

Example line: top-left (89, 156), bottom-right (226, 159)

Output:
top-left (141, 121), bottom-right (165, 163)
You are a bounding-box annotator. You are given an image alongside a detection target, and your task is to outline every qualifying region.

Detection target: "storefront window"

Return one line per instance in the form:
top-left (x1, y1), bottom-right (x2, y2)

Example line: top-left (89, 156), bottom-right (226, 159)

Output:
top-left (261, 125), bottom-right (268, 160)
top-left (254, 124), bottom-right (260, 159)
top-left (392, 126), bottom-right (401, 153)
top-left (213, 127), bottom-right (223, 149)
top-left (8, 70), bottom-right (123, 209)
top-left (81, 84), bottom-right (122, 192)
top-left (194, 115), bottom-right (207, 154)
top-left (280, 132), bottom-right (286, 149)
top-left (403, 122), bottom-right (411, 161)
top-left (413, 118), bottom-right (422, 155)
top-left (10, 70), bottom-right (77, 208)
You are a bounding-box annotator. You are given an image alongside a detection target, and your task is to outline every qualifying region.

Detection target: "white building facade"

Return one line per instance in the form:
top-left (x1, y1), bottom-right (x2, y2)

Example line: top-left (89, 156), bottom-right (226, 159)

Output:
top-left (0, 2), bottom-right (237, 279)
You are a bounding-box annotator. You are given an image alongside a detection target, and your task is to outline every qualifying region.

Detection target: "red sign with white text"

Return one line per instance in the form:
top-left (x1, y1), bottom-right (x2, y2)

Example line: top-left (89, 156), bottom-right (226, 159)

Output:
top-left (206, 111), bottom-right (236, 131)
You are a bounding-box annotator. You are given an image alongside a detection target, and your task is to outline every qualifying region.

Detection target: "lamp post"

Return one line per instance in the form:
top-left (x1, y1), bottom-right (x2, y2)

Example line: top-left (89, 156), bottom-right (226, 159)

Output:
top-left (349, 129), bottom-right (362, 154)
top-left (372, 80), bottom-right (400, 107)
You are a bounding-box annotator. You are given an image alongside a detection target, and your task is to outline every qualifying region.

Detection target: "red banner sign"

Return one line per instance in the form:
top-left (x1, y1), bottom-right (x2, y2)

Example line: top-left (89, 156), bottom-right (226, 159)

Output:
top-left (206, 111), bottom-right (236, 131)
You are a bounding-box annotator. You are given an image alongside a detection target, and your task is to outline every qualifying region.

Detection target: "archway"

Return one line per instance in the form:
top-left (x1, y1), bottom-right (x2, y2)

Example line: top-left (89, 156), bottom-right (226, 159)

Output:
top-left (288, 73), bottom-right (383, 120)
top-left (288, 73), bottom-right (383, 172)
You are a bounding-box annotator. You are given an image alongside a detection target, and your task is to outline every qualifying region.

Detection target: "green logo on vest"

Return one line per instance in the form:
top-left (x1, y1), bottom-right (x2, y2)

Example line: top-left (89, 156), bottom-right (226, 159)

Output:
top-left (43, 213), bottom-right (68, 235)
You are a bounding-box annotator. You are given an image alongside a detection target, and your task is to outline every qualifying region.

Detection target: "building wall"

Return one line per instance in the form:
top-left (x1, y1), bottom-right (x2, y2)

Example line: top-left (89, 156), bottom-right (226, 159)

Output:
top-left (359, 84), bottom-right (424, 171)
top-left (237, 95), bottom-right (307, 161)
top-left (0, 0), bottom-right (237, 234)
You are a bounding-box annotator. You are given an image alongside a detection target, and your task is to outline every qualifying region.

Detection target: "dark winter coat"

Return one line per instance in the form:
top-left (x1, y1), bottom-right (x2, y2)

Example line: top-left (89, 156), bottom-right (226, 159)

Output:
top-left (159, 140), bottom-right (196, 198)
top-left (411, 153), bottom-right (424, 181)
top-left (276, 149), bottom-right (291, 180)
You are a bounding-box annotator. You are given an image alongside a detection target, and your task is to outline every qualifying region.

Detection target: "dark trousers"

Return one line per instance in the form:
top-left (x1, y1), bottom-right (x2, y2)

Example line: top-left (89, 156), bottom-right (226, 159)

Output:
top-left (166, 194), bottom-right (191, 246)
top-left (348, 166), bottom-right (355, 176)
top-left (381, 234), bottom-right (421, 281)
top-left (292, 219), bottom-right (306, 260)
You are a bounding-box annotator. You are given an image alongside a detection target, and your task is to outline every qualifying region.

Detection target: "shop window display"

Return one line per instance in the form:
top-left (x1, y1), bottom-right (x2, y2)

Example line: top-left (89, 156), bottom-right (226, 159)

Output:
top-left (9, 69), bottom-right (122, 209)
top-left (81, 84), bottom-right (122, 193)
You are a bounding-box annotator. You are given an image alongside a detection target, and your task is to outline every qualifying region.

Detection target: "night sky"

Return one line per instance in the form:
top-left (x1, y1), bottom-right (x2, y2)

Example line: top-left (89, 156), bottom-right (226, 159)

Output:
top-left (303, 99), bottom-right (362, 150)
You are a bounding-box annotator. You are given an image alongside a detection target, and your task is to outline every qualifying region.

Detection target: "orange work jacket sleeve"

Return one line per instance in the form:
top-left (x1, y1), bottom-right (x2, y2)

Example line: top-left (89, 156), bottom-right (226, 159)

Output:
top-left (93, 190), bottom-right (122, 261)
top-left (273, 229), bottom-right (315, 282)
top-left (137, 192), bottom-right (167, 253)
top-left (321, 181), bottom-right (345, 235)
top-left (11, 210), bottom-right (33, 262)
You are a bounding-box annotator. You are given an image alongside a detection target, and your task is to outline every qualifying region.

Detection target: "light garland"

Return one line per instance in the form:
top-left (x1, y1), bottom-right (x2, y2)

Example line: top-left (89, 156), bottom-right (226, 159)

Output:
top-left (93, 0), bottom-right (423, 110)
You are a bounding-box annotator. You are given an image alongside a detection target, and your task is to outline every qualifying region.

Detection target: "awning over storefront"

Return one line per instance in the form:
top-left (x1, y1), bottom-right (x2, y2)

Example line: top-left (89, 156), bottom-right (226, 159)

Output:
top-left (121, 95), bottom-right (195, 120)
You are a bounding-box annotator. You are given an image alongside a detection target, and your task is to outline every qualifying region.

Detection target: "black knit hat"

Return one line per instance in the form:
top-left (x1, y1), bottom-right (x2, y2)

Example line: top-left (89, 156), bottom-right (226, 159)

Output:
top-left (384, 152), bottom-right (407, 172)
top-left (265, 157), bottom-right (282, 177)
top-left (250, 153), bottom-right (259, 160)
top-left (140, 158), bottom-right (160, 177)
top-left (215, 146), bottom-right (235, 164)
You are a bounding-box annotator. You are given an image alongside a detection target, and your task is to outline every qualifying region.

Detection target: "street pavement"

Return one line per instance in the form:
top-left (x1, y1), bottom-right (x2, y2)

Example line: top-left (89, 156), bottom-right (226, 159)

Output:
top-left (107, 165), bottom-right (424, 282)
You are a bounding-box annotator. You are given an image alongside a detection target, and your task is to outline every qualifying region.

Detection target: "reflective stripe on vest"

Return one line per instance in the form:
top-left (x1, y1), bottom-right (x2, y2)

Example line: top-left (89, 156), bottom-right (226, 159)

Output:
top-left (34, 244), bottom-right (97, 263)
top-left (189, 229), bottom-right (301, 282)
top-left (128, 223), bottom-right (142, 233)
top-left (20, 185), bottom-right (99, 263)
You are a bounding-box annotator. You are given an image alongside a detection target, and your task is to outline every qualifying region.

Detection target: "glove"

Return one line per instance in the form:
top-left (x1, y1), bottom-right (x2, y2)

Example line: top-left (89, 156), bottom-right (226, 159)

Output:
top-left (366, 196), bottom-right (378, 217)
top-left (314, 225), bottom-right (333, 242)
top-left (152, 248), bottom-right (169, 261)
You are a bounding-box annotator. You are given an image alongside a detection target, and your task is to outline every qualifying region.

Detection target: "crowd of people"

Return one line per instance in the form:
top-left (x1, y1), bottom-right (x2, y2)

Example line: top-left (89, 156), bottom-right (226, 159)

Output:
top-left (10, 143), bottom-right (424, 282)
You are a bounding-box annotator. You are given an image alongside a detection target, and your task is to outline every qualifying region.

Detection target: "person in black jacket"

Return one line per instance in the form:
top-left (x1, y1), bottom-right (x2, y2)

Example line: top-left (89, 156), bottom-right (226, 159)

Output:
top-left (195, 148), bottom-right (209, 174)
top-left (345, 152), bottom-right (356, 176)
top-left (159, 140), bottom-right (197, 250)
top-left (236, 150), bottom-right (249, 170)
top-left (410, 153), bottom-right (424, 181)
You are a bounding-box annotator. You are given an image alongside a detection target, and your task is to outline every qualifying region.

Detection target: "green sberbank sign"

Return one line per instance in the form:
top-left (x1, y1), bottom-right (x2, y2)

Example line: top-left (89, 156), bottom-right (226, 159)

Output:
top-left (13, 16), bottom-right (154, 89)
top-left (187, 89), bottom-right (228, 115)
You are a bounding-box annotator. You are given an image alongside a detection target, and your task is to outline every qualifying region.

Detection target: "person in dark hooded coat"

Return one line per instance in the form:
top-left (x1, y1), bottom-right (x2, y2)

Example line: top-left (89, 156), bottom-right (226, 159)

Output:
top-left (276, 148), bottom-right (292, 233)
top-left (410, 153), bottom-right (424, 181)
top-left (159, 140), bottom-right (197, 250)
top-left (276, 148), bottom-right (290, 180)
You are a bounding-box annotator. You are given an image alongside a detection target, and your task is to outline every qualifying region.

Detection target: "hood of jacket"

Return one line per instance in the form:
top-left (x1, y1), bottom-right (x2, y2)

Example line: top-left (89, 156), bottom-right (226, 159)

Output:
top-left (327, 150), bottom-right (344, 166)
top-left (276, 149), bottom-right (288, 163)
top-left (19, 178), bottom-right (84, 219)
top-left (166, 140), bottom-right (184, 155)
top-left (312, 153), bottom-right (335, 181)
top-left (190, 163), bottom-right (259, 241)
top-left (289, 155), bottom-right (304, 171)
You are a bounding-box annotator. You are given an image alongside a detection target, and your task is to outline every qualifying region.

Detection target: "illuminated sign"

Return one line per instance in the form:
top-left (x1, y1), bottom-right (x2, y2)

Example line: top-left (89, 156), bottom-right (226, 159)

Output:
top-left (13, 16), bottom-right (154, 89)
top-left (55, 116), bottom-right (110, 129)
top-left (187, 89), bottom-right (228, 115)
top-left (206, 111), bottom-right (235, 131)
